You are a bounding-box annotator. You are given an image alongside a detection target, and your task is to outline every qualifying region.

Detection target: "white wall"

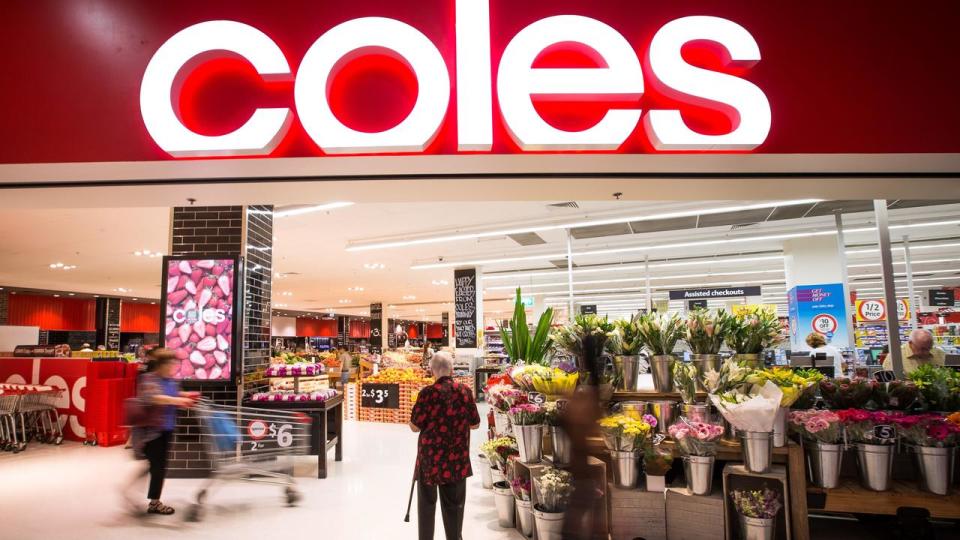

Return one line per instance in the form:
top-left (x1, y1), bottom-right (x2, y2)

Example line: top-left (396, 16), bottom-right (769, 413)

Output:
top-left (0, 325), bottom-right (40, 352)
top-left (271, 316), bottom-right (296, 337)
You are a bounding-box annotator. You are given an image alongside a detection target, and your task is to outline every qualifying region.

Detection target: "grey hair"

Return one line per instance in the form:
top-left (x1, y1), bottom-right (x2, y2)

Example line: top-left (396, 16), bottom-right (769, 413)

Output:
top-left (430, 351), bottom-right (454, 377)
top-left (910, 328), bottom-right (933, 344)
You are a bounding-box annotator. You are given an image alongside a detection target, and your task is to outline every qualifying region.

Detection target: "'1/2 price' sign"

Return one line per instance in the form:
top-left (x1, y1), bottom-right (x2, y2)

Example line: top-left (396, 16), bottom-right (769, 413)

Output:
top-left (361, 383), bottom-right (400, 409)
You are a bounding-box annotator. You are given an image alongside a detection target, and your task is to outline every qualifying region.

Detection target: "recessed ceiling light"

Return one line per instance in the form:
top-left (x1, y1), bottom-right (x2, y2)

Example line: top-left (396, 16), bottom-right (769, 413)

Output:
top-left (132, 298), bottom-right (139, 301)
top-left (339, 299), bottom-right (352, 304)
top-left (68, 293), bottom-right (75, 296)
top-left (281, 291), bottom-right (293, 296)
top-left (274, 201), bottom-right (355, 218)
top-left (53, 294), bottom-right (60, 297)
top-left (274, 303), bottom-right (288, 308)
top-left (432, 280), bottom-right (449, 286)
top-left (113, 287), bottom-right (132, 293)
top-left (363, 263), bottom-right (386, 270)
top-left (402, 295), bottom-right (416, 300)
top-left (347, 286), bottom-right (365, 292)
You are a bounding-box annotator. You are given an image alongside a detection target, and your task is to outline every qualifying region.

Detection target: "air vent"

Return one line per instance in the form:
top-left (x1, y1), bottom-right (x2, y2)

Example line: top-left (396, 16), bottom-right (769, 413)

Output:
top-left (508, 232), bottom-right (547, 246)
top-left (547, 201), bottom-right (580, 210)
top-left (549, 259), bottom-right (575, 269)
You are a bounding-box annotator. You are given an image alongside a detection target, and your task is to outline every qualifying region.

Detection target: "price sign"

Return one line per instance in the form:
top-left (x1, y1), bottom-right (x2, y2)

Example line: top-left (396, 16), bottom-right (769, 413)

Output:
top-left (652, 433), bottom-right (667, 446)
top-left (811, 313), bottom-right (838, 335)
top-left (527, 392), bottom-right (546, 405)
top-left (873, 370), bottom-right (896, 383)
top-left (361, 383), bottom-right (400, 409)
top-left (857, 300), bottom-right (885, 321)
top-left (246, 420), bottom-right (294, 451)
top-left (555, 399), bottom-right (568, 412)
top-left (873, 425), bottom-right (895, 440)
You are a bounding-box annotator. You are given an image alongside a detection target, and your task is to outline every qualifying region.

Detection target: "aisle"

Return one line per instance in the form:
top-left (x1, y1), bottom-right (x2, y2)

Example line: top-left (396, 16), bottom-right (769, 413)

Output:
top-left (0, 408), bottom-right (520, 540)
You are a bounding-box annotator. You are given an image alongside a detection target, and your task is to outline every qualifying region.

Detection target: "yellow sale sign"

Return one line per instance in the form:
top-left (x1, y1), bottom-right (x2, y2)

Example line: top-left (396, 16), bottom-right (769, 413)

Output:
top-left (855, 299), bottom-right (909, 322)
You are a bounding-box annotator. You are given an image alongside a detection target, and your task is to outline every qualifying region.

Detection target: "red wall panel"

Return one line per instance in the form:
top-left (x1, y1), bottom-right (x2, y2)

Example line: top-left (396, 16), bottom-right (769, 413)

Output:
top-left (296, 318), bottom-right (337, 337)
top-left (349, 319), bottom-right (370, 339)
top-left (426, 323), bottom-right (443, 339)
top-left (7, 294), bottom-right (96, 331)
top-left (120, 302), bottom-right (161, 333)
top-left (407, 324), bottom-right (419, 339)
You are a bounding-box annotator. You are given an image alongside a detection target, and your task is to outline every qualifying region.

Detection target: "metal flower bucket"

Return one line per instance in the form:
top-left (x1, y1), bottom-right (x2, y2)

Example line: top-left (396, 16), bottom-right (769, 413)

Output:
top-left (514, 424), bottom-right (543, 463)
top-left (493, 410), bottom-right (512, 437)
top-left (683, 455), bottom-right (715, 495)
top-left (533, 504), bottom-right (565, 540)
top-left (611, 450), bottom-right (640, 488)
top-left (478, 454), bottom-right (493, 489)
top-left (738, 515), bottom-right (775, 540)
top-left (650, 355), bottom-right (675, 392)
top-left (855, 443), bottom-right (894, 492)
top-left (740, 431), bottom-right (774, 473)
top-left (649, 399), bottom-right (679, 434)
top-left (516, 499), bottom-right (534, 537)
top-left (614, 355), bottom-right (643, 391)
top-left (680, 403), bottom-right (714, 424)
top-left (690, 354), bottom-right (721, 392)
top-left (805, 441), bottom-right (843, 489)
top-left (913, 445), bottom-right (956, 495)
top-left (551, 426), bottom-right (572, 466)
top-left (492, 481), bottom-right (516, 527)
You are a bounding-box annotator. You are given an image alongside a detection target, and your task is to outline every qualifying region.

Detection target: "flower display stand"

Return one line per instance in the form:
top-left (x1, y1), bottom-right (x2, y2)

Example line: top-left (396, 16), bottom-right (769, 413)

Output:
top-left (722, 464), bottom-right (792, 540)
top-left (512, 456), bottom-right (608, 540)
top-left (608, 482), bottom-right (666, 540)
top-left (665, 487), bottom-right (724, 540)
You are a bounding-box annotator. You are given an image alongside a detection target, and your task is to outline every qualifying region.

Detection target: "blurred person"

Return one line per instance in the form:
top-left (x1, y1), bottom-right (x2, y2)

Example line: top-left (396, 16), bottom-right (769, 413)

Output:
top-left (409, 352), bottom-right (480, 540)
top-left (561, 335), bottom-right (605, 540)
top-left (79, 342), bottom-right (94, 352)
top-left (805, 332), bottom-right (843, 376)
top-left (883, 329), bottom-right (945, 374)
top-left (123, 348), bottom-right (194, 515)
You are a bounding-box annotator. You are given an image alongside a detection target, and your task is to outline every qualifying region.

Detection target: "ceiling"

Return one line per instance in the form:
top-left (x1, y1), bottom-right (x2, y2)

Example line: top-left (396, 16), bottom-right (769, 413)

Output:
top-left (0, 200), bottom-right (959, 324)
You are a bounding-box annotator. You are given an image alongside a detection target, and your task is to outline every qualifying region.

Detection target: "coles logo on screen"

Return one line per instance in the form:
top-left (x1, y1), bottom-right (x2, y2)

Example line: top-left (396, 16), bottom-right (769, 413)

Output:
top-left (171, 307), bottom-right (227, 325)
top-left (140, 1), bottom-right (771, 158)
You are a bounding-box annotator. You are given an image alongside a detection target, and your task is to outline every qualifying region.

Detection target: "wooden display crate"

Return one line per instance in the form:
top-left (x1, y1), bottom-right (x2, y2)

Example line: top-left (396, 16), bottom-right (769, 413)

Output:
top-left (608, 483), bottom-right (666, 540)
top-left (722, 464), bottom-right (791, 540)
top-left (665, 487), bottom-right (725, 540)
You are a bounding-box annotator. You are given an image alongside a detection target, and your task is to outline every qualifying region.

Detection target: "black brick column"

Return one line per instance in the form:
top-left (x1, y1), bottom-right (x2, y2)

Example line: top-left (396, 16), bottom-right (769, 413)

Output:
top-left (0, 289), bottom-right (8, 325)
top-left (166, 205), bottom-right (273, 477)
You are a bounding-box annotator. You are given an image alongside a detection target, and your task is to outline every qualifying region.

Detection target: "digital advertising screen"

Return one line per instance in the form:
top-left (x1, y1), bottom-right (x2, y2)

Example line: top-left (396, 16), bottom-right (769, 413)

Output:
top-left (160, 256), bottom-right (240, 382)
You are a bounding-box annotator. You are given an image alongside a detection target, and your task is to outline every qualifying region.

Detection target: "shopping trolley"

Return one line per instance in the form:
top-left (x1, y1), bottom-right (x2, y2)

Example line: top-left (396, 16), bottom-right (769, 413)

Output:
top-left (186, 399), bottom-right (313, 522)
top-left (0, 389), bottom-right (22, 452)
top-left (0, 384), bottom-right (64, 452)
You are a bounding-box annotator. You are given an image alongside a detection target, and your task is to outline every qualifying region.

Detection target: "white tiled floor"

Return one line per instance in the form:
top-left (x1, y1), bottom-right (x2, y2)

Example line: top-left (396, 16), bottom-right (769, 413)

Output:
top-left (0, 411), bottom-right (521, 540)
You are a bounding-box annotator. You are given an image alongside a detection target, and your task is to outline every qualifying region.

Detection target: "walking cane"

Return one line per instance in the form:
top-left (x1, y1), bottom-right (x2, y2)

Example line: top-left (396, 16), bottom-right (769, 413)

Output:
top-left (403, 473), bottom-right (416, 522)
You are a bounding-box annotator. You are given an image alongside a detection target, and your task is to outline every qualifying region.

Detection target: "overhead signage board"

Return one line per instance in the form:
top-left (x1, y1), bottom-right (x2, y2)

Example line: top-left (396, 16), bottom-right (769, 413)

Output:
top-left (687, 299), bottom-right (708, 310)
top-left (928, 289), bottom-right (954, 307)
top-left (669, 287), bottom-right (761, 300)
top-left (454, 268), bottom-right (478, 348)
top-left (2, 2), bottom-right (958, 168)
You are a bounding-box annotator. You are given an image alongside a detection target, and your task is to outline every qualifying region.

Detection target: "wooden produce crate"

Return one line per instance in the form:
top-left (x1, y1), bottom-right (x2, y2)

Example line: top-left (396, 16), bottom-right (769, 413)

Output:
top-left (665, 487), bottom-right (725, 540)
top-left (722, 464), bottom-right (791, 540)
top-left (609, 484), bottom-right (666, 540)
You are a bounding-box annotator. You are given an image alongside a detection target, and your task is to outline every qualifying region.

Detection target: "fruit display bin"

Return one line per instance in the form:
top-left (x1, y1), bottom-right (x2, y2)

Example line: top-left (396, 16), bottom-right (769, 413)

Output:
top-left (355, 374), bottom-right (476, 424)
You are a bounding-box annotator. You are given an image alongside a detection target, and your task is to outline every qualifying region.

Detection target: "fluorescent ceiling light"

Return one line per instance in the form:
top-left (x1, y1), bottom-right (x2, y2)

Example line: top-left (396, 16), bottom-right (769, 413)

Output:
top-left (846, 241), bottom-right (960, 256)
top-left (847, 258), bottom-right (960, 268)
top-left (484, 268), bottom-right (784, 291)
top-left (274, 201), bottom-right (354, 218)
top-left (482, 255), bottom-right (784, 281)
top-left (349, 199), bottom-right (820, 252)
top-left (850, 268), bottom-right (960, 280)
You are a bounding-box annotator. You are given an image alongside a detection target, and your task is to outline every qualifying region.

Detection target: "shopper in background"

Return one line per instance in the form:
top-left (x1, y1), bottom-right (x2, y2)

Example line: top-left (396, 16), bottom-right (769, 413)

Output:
top-left (79, 342), bottom-right (93, 352)
top-left (805, 332), bottom-right (843, 376)
top-left (124, 348), bottom-right (195, 515)
top-left (409, 352), bottom-right (480, 540)
top-left (883, 328), bottom-right (946, 374)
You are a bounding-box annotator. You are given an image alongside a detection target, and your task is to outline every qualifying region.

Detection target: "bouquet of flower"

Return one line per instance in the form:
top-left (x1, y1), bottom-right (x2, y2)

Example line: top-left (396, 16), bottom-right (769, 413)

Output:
top-left (894, 413), bottom-right (960, 447)
top-left (788, 409), bottom-right (842, 444)
top-left (730, 488), bottom-right (782, 519)
top-left (551, 314), bottom-right (615, 359)
top-left (489, 386), bottom-right (529, 413)
top-left (712, 381), bottom-right (783, 432)
top-left (610, 313), bottom-right (645, 356)
top-left (669, 420), bottom-right (725, 456)
top-left (643, 446), bottom-right (675, 476)
top-left (877, 379), bottom-right (922, 411)
top-left (531, 368), bottom-right (579, 397)
top-left (534, 468), bottom-right (574, 513)
top-left (699, 357), bottom-right (755, 395)
top-left (949, 412), bottom-right (960, 427)
top-left (598, 413), bottom-right (655, 452)
top-left (788, 368), bottom-right (826, 409)
top-left (510, 364), bottom-right (552, 391)
top-left (818, 377), bottom-right (881, 410)
top-left (748, 367), bottom-right (817, 408)
top-left (484, 373), bottom-right (513, 392)
top-left (480, 436), bottom-right (518, 469)
top-left (685, 309), bottom-right (735, 355)
top-left (836, 409), bottom-right (900, 444)
top-left (672, 361), bottom-right (699, 404)
top-left (636, 312), bottom-right (685, 356)
top-left (725, 308), bottom-right (784, 354)
top-left (908, 364), bottom-right (960, 411)
top-left (511, 476), bottom-right (532, 501)
top-left (543, 401), bottom-right (563, 426)
top-left (509, 403), bottom-right (546, 426)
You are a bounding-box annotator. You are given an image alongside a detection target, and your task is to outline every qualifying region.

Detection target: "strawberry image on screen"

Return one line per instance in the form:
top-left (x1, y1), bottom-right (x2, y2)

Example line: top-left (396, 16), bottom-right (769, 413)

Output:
top-left (163, 259), bottom-right (235, 381)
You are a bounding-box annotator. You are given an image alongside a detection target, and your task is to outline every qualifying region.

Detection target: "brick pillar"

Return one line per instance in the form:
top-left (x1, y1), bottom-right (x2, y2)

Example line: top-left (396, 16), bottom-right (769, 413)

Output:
top-left (0, 289), bottom-right (8, 325)
top-left (166, 205), bottom-right (273, 477)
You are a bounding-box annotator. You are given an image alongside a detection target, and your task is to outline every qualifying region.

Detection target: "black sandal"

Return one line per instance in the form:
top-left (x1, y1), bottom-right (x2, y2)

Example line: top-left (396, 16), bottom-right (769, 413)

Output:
top-left (147, 501), bottom-right (175, 515)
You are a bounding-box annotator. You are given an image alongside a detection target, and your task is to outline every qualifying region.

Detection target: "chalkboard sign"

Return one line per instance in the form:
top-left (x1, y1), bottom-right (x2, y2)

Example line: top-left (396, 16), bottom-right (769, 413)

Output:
top-left (527, 391), bottom-right (546, 405)
top-left (370, 303), bottom-right (383, 354)
top-left (873, 370), bottom-right (896, 383)
top-left (688, 299), bottom-right (709, 310)
top-left (580, 305), bottom-right (597, 315)
top-left (441, 312), bottom-right (450, 346)
top-left (874, 425), bottom-right (895, 440)
top-left (928, 289), bottom-right (954, 307)
top-left (361, 383), bottom-right (400, 409)
top-left (454, 268), bottom-right (478, 348)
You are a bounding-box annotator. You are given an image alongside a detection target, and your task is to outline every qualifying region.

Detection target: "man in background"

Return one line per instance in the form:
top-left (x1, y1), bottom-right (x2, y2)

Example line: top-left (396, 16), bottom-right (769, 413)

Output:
top-left (883, 328), bottom-right (946, 374)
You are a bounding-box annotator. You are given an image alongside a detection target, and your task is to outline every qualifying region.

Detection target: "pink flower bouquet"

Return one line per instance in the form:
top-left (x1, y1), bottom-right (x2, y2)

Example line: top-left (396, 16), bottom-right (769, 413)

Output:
top-left (488, 386), bottom-right (528, 413)
top-left (894, 414), bottom-right (960, 448)
top-left (836, 409), bottom-right (902, 444)
top-left (509, 403), bottom-right (545, 426)
top-left (788, 409), bottom-right (842, 444)
top-left (668, 420), bottom-right (725, 456)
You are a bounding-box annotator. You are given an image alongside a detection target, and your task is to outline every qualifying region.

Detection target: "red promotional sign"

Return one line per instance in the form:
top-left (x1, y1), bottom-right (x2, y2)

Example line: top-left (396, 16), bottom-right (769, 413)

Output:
top-left (0, 357), bottom-right (91, 441)
top-left (1, 0), bottom-right (958, 165)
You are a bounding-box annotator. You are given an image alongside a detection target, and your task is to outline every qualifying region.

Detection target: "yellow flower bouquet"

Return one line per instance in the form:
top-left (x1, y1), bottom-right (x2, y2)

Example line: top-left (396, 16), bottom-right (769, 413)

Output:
top-left (598, 414), bottom-right (655, 452)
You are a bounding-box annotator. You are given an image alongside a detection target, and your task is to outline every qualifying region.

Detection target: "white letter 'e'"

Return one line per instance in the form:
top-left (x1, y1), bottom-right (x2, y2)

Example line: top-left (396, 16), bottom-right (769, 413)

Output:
top-left (644, 16), bottom-right (771, 150)
top-left (140, 20), bottom-right (293, 157)
top-left (497, 15), bottom-right (644, 151)
top-left (295, 17), bottom-right (450, 155)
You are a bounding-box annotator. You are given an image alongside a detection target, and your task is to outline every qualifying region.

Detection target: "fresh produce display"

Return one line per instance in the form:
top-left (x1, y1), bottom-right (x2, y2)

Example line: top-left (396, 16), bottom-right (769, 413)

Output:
top-left (163, 258), bottom-right (235, 381)
top-left (265, 363), bottom-right (324, 377)
top-left (363, 367), bottom-right (431, 385)
top-left (499, 288), bottom-right (555, 365)
top-left (251, 389), bottom-right (339, 402)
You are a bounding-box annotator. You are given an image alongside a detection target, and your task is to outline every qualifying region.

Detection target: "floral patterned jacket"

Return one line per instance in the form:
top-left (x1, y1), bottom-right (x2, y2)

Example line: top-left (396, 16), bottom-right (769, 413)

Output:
top-left (411, 376), bottom-right (481, 486)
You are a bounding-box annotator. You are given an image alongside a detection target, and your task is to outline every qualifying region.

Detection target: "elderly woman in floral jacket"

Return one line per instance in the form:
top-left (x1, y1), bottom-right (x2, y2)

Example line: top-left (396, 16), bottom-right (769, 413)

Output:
top-left (125, 349), bottom-right (194, 515)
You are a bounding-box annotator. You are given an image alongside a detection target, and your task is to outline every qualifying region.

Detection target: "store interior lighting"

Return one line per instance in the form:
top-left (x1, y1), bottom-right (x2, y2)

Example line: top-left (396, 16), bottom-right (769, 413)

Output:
top-left (273, 201), bottom-right (354, 218)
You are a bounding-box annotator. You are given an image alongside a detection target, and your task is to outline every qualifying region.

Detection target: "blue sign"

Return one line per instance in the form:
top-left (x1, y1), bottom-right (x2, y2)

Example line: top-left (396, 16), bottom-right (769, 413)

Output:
top-left (788, 283), bottom-right (850, 350)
